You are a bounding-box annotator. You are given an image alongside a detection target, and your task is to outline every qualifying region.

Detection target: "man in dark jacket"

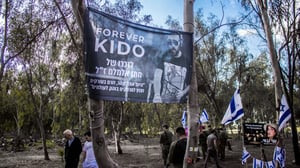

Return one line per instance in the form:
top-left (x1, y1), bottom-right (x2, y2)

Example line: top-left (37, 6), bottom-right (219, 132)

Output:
top-left (63, 129), bottom-right (82, 168)
top-left (167, 126), bottom-right (187, 168)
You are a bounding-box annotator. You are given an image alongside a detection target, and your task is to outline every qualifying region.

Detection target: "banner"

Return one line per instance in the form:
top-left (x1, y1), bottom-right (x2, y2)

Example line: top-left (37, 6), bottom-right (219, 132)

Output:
top-left (243, 123), bottom-right (265, 145)
top-left (84, 7), bottom-right (193, 103)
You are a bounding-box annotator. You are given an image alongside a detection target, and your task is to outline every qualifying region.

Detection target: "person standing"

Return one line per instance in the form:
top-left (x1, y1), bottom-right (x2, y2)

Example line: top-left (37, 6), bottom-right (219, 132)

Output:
top-left (167, 126), bottom-right (187, 168)
top-left (204, 129), bottom-right (222, 168)
top-left (218, 126), bottom-right (228, 160)
top-left (199, 127), bottom-right (208, 159)
top-left (159, 124), bottom-right (173, 168)
top-left (82, 131), bottom-right (98, 168)
top-left (63, 129), bottom-right (82, 168)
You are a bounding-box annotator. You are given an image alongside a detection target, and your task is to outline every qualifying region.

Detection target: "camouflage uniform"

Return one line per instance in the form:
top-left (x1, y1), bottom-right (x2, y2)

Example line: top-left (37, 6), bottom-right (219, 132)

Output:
top-left (160, 129), bottom-right (173, 167)
top-left (218, 128), bottom-right (228, 160)
top-left (199, 131), bottom-right (208, 159)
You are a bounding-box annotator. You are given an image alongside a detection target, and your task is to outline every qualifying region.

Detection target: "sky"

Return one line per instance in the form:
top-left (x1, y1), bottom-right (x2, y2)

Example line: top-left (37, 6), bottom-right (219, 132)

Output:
top-left (138, 0), bottom-right (262, 55)
top-left (139, 0), bottom-right (241, 28)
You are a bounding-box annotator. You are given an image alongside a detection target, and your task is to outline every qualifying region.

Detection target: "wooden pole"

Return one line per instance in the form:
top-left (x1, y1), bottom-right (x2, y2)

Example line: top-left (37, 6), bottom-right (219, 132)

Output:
top-left (183, 0), bottom-right (197, 168)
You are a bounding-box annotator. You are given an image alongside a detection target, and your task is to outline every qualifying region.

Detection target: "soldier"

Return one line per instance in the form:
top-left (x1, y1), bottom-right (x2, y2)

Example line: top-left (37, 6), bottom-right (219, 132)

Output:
top-left (218, 126), bottom-right (228, 160)
top-left (199, 126), bottom-right (208, 159)
top-left (204, 129), bottom-right (222, 168)
top-left (160, 124), bottom-right (173, 168)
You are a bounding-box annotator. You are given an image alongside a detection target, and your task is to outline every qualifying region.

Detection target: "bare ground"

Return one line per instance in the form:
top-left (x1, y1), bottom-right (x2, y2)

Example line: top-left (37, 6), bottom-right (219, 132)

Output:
top-left (0, 137), bottom-right (298, 168)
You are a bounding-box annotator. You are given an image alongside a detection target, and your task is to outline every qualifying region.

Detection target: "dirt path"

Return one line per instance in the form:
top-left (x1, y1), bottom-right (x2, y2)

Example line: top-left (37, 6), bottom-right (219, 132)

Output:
top-left (0, 137), bottom-right (298, 168)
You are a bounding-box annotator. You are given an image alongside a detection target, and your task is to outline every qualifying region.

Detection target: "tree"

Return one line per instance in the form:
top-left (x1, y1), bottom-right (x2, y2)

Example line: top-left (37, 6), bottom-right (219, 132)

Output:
top-left (0, 0), bottom-right (10, 84)
top-left (268, 0), bottom-right (300, 164)
top-left (106, 101), bottom-right (124, 154)
top-left (241, 53), bottom-right (275, 122)
top-left (183, 0), bottom-right (199, 167)
top-left (71, 0), bottom-right (154, 167)
top-left (194, 9), bottom-right (228, 124)
top-left (240, 0), bottom-right (300, 164)
top-left (0, 0), bottom-right (89, 160)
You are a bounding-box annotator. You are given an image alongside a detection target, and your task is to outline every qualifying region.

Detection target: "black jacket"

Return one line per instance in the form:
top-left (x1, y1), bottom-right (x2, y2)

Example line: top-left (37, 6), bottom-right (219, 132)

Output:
top-left (64, 137), bottom-right (82, 168)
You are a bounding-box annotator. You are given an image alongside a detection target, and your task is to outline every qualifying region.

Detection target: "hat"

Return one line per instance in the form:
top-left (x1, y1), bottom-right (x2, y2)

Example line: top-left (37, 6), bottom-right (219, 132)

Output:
top-left (264, 123), bottom-right (278, 132)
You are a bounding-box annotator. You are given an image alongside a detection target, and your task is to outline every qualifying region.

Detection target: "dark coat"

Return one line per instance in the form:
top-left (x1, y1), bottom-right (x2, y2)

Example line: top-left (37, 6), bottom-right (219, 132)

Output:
top-left (64, 137), bottom-right (82, 168)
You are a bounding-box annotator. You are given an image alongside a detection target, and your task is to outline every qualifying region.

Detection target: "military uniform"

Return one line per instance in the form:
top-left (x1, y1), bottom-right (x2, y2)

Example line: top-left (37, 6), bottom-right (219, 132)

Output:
top-left (160, 129), bottom-right (173, 167)
top-left (199, 131), bottom-right (208, 159)
top-left (218, 129), bottom-right (228, 160)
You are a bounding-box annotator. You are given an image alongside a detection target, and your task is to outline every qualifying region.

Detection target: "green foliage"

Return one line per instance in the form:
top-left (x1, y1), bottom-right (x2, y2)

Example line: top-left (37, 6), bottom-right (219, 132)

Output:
top-left (57, 147), bottom-right (64, 162)
top-left (33, 139), bottom-right (56, 149)
top-left (193, 5), bottom-right (275, 125)
top-left (1, 0), bottom-right (298, 146)
top-left (92, 0), bottom-right (153, 24)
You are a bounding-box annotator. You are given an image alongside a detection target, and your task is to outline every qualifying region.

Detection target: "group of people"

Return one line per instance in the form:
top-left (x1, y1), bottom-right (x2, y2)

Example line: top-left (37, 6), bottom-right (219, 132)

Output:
top-left (200, 125), bottom-right (233, 168)
top-left (63, 129), bottom-right (98, 168)
top-left (160, 124), bottom-right (231, 168)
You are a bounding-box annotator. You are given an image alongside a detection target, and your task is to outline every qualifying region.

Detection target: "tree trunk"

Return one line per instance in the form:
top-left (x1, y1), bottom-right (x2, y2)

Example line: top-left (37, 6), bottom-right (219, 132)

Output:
top-left (112, 102), bottom-right (123, 154)
top-left (284, 0), bottom-right (300, 164)
top-left (38, 119), bottom-right (50, 160)
top-left (70, 1), bottom-right (120, 167)
top-left (257, 0), bottom-right (282, 121)
top-left (26, 66), bottom-right (50, 160)
top-left (89, 99), bottom-right (119, 168)
top-left (154, 104), bottom-right (162, 127)
top-left (114, 129), bottom-right (123, 154)
top-left (256, 0), bottom-right (300, 166)
top-left (0, 0), bottom-right (8, 84)
top-left (184, 0), bottom-right (197, 168)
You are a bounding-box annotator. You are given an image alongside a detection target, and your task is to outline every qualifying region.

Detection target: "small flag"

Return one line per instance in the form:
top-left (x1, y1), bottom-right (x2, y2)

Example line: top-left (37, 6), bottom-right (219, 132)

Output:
top-left (253, 158), bottom-right (264, 168)
top-left (181, 110), bottom-right (187, 128)
top-left (266, 161), bottom-right (275, 168)
top-left (241, 148), bottom-right (250, 165)
top-left (273, 146), bottom-right (286, 168)
top-left (221, 89), bottom-right (244, 125)
top-left (278, 94), bottom-right (291, 132)
top-left (199, 108), bottom-right (209, 123)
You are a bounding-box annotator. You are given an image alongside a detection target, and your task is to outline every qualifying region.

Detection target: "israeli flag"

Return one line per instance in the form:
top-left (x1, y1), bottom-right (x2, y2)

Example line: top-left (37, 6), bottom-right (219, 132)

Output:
top-left (278, 94), bottom-right (291, 132)
top-left (221, 89), bottom-right (244, 125)
top-left (273, 146), bottom-right (286, 168)
top-left (266, 161), bottom-right (275, 168)
top-left (199, 108), bottom-right (209, 123)
top-left (241, 147), bottom-right (250, 165)
top-left (181, 110), bottom-right (187, 128)
top-left (253, 158), bottom-right (264, 168)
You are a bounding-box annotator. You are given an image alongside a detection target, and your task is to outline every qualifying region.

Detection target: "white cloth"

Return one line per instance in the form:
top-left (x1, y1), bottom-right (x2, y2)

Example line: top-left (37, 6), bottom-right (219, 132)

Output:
top-left (82, 141), bottom-right (98, 168)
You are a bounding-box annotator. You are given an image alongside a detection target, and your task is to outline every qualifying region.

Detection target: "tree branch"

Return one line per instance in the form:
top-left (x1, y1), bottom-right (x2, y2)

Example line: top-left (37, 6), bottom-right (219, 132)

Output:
top-left (54, 0), bottom-right (78, 48)
top-left (194, 11), bottom-right (253, 45)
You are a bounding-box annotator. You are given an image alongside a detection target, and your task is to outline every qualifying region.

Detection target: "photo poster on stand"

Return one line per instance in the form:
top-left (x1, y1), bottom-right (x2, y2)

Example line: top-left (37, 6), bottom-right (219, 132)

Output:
top-left (243, 123), bottom-right (278, 146)
top-left (243, 123), bottom-right (265, 145)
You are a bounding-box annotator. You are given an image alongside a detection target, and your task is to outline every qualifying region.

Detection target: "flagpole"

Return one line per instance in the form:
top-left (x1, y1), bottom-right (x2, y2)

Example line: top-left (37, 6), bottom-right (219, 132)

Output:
top-left (241, 119), bottom-right (247, 168)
